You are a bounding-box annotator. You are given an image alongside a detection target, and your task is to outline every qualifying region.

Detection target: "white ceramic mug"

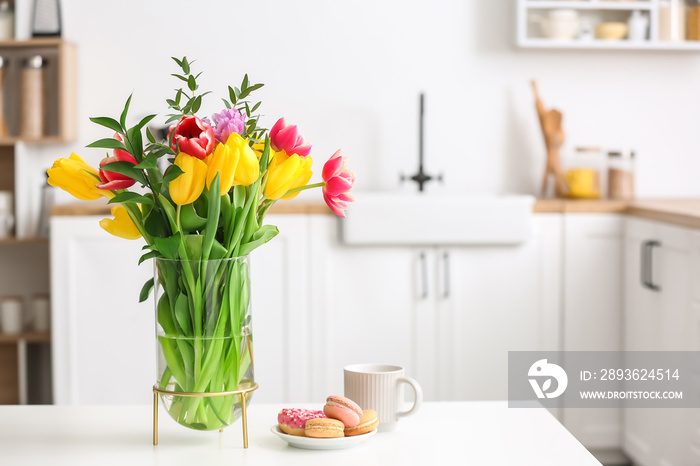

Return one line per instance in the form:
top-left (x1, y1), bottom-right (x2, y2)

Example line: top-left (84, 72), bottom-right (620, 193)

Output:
top-left (31, 295), bottom-right (50, 332)
top-left (1, 297), bottom-right (23, 334)
top-left (344, 364), bottom-right (423, 432)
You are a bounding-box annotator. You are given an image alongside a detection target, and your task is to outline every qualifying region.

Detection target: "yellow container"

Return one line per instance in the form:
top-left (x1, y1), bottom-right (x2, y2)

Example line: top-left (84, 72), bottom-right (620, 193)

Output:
top-left (565, 168), bottom-right (601, 199)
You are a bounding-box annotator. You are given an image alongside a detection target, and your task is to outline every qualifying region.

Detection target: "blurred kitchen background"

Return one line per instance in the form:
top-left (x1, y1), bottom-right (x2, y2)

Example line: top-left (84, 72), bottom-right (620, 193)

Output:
top-left (1, 1), bottom-right (700, 465)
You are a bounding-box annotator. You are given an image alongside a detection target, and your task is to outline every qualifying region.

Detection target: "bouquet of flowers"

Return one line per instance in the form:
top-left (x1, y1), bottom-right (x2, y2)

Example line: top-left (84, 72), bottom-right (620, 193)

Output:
top-left (47, 57), bottom-right (354, 430)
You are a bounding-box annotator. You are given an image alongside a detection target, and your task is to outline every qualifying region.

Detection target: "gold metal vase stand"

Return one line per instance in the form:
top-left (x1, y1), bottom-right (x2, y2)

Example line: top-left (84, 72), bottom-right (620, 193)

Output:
top-left (152, 383), bottom-right (259, 447)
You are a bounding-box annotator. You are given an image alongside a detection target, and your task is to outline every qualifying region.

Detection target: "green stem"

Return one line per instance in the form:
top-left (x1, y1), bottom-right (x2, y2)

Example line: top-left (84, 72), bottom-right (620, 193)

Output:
top-left (281, 181), bottom-right (324, 198)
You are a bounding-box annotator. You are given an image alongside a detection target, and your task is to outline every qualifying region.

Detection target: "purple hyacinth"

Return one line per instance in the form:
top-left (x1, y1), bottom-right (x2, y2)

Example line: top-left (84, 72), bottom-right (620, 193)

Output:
top-left (205, 108), bottom-right (246, 145)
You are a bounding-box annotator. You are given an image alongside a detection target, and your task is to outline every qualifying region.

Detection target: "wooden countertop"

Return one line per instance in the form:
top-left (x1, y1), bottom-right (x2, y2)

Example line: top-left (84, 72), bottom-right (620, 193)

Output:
top-left (535, 198), bottom-right (700, 229)
top-left (51, 200), bottom-right (332, 216)
top-left (52, 198), bottom-right (700, 230)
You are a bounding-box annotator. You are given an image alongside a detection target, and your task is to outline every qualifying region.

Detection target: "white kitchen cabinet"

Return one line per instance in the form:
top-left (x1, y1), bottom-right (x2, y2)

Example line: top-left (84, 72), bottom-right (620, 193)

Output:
top-left (308, 214), bottom-right (562, 403)
top-left (248, 214), bottom-right (311, 403)
top-left (51, 215), bottom-right (153, 405)
top-left (306, 215), bottom-right (417, 401)
top-left (623, 217), bottom-right (694, 466)
top-left (50, 214), bottom-right (312, 405)
top-left (561, 214), bottom-right (624, 450)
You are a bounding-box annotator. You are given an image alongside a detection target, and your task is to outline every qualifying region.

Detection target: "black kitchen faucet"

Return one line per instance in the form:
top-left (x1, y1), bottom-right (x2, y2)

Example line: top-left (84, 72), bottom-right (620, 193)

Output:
top-left (402, 93), bottom-right (440, 192)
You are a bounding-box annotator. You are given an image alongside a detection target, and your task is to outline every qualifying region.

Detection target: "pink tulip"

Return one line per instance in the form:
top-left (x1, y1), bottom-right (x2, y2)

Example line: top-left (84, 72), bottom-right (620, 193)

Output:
top-left (270, 117), bottom-right (312, 157)
top-left (322, 150), bottom-right (354, 218)
top-left (96, 133), bottom-right (138, 190)
top-left (170, 115), bottom-right (215, 160)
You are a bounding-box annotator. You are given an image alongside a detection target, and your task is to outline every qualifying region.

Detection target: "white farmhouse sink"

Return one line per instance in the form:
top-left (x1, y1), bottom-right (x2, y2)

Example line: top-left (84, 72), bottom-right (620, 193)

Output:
top-left (341, 193), bottom-right (535, 246)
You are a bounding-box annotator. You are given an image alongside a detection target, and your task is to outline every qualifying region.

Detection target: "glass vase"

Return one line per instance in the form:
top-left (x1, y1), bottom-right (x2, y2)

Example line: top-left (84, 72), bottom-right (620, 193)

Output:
top-left (154, 256), bottom-right (254, 431)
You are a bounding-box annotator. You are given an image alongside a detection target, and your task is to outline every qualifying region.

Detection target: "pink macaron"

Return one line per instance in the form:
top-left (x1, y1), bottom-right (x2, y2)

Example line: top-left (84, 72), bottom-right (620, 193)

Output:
top-left (323, 395), bottom-right (363, 428)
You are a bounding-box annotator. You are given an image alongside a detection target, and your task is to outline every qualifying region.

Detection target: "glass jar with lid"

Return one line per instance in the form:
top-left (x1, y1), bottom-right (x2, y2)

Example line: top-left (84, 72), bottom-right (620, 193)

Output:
top-left (659, 0), bottom-right (687, 41)
top-left (607, 150), bottom-right (635, 200)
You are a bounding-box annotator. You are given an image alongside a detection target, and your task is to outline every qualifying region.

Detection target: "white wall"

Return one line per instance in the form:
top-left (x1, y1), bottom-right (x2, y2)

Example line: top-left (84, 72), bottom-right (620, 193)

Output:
top-left (24, 0), bottom-right (700, 229)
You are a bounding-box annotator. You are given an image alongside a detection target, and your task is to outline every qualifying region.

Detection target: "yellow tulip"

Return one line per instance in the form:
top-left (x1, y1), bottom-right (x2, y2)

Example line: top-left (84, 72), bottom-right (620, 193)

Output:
top-left (47, 153), bottom-right (113, 201)
top-left (99, 205), bottom-right (141, 240)
top-left (227, 133), bottom-right (259, 186)
top-left (263, 150), bottom-right (313, 200)
top-left (169, 153), bottom-right (208, 205)
top-left (205, 142), bottom-right (237, 196)
top-left (205, 134), bottom-right (260, 195)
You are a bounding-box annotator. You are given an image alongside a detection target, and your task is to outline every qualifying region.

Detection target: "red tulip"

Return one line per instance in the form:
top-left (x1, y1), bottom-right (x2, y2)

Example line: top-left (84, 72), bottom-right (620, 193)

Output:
top-left (322, 150), bottom-right (354, 218)
top-left (170, 115), bottom-right (215, 160)
top-left (96, 133), bottom-right (138, 191)
top-left (270, 117), bottom-right (312, 157)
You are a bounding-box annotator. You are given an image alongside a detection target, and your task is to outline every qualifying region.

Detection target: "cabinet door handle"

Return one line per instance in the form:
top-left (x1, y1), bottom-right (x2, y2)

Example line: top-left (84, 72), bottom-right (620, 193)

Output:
top-left (641, 240), bottom-right (662, 292)
top-left (442, 251), bottom-right (450, 299)
top-left (419, 251), bottom-right (428, 300)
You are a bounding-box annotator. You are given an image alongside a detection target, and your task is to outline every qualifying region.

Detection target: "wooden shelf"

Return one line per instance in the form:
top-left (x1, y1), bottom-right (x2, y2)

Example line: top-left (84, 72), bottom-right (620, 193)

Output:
top-left (0, 136), bottom-right (74, 145)
top-left (0, 236), bottom-right (48, 244)
top-left (519, 38), bottom-right (700, 50)
top-left (0, 332), bottom-right (50, 343)
top-left (526, 1), bottom-right (653, 11)
top-left (517, 0), bottom-right (700, 51)
top-left (0, 38), bottom-right (66, 48)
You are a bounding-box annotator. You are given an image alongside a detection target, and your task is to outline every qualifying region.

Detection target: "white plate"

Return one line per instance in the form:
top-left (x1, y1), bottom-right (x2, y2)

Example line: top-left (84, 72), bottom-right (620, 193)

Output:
top-left (270, 425), bottom-right (377, 450)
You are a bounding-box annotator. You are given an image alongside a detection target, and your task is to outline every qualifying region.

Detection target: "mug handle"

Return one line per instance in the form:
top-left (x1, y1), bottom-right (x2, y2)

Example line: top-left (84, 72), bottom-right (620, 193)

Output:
top-left (396, 376), bottom-right (423, 419)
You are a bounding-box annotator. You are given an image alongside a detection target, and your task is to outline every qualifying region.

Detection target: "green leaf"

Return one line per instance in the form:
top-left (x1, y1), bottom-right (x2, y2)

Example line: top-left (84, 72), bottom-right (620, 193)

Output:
top-left (89, 116), bottom-right (123, 134)
top-left (174, 293), bottom-right (192, 337)
top-left (139, 277), bottom-right (155, 303)
top-left (120, 94), bottom-right (133, 128)
top-left (239, 225), bottom-right (279, 256)
top-left (242, 74), bottom-right (249, 91)
top-left (99, 161), bottom-right (147, 185)
top-left (238, 83), bottom-right (264, 101)
top-left (162, 164), bottom-right (184, 185)
top-left (228, 86), bottom-right (236, 103)
top-left (154, 232), bottom-right (181, 260)
top-left (125, 127), bottom-right (144, 163)
top-left (184, 234), bottom-right (203, 261)
top-left (146, 127), bottom-right (156, 144)
top-left (210, 240), bottom-right (227, 260)
top-left (180, 203), bottom-right (207, 231)
top-left (202, 176), bottom-right (221, 261)
top-left (108, 191), bottom-right (155, 206)
top-left (182, 58), bottom-right (190, 75)
top-left (171, 73), bottom-right (188, 83)
top-left (86, 138), bottom-right (128, 151)
top-left (233, 185), bottom-right (246, 210)
top-left (135, 114), bottom-right (157, 130)
top-left (187, 75), bottom-right (196, 92)
top-left (192, 95), bottom-right (202, 113)
top-left (135, 152), bottom-right (158, 170)
top-left (251, 101), bottom-right (261, 113)
top-left (171, 56), bottom-right (183, 68)
top-left (144, 210), bottom-right (170, 238)
top-left (157, 295), bottom-right (177, 335)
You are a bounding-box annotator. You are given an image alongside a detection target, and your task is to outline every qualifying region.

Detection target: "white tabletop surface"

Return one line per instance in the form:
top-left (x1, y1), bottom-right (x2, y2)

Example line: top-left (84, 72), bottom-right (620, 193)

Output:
top-left (0, 402), bottom-right (601, 465)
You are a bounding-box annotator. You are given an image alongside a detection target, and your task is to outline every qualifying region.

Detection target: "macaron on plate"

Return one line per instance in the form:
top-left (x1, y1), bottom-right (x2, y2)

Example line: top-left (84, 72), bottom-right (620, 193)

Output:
top-left (272, 397), bottom-right (378, 450)
top-left (270, 425), bottom-right (377, 450)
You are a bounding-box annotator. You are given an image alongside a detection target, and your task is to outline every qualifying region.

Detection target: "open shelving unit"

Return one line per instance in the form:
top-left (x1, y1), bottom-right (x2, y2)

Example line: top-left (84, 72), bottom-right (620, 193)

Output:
top-left (0, 36), bottom-right (75, 406)
top-left (516, 0), bottom-right (700, 50)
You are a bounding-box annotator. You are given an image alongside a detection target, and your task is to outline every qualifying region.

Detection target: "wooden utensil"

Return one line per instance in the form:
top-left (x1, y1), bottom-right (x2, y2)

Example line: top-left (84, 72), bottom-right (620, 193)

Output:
top-left (532, 80), bottom-right (567, 197)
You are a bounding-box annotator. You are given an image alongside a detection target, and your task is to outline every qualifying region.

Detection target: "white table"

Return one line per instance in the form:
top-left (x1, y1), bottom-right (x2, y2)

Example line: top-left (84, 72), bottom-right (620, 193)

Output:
top-left (0, 402), bottom-right (601, 465)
